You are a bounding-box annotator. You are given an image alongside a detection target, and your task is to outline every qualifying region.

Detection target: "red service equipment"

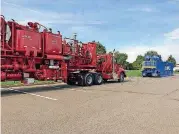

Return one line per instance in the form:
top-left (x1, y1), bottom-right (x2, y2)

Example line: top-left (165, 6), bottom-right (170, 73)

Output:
top-left (1, 15), bottom-right (126, 86)
top-left (0, 15), bottom-right (67, 82)
top-left (63, 34), bottom-right (126, 86)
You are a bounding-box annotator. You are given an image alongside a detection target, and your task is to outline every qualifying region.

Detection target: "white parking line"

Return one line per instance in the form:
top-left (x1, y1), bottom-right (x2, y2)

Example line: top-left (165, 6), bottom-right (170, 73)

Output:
top-left (7, 88), bottom-right (58, 101)
top-left (69, 88), bottom-right (93, 93)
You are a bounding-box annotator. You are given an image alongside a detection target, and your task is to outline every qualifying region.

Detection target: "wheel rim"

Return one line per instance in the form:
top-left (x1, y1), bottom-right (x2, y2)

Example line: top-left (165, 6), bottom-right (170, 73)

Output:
top-left (120, 74), bottom-right (124, 81)
top-left (87, 75), bottom-right (92, 84)
top-left (97, 75), bottom-right (102, 84)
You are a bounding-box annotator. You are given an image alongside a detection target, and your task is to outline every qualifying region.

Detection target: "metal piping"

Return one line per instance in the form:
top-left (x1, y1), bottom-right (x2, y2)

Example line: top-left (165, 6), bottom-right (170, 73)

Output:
top-left (112, 49), bottom-right (115, 74)
top-left (63, 56), bottom-right (72, 60)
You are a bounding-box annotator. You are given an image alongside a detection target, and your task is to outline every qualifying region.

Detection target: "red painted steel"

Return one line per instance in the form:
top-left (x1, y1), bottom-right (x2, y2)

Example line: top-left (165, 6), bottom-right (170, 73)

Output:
top-left (15, 30), bottom-right (41, 56)
top-left (0, 16), bottom-right (67, 82)
top-left (43, 32), bottom-right (62, 55)
top-left (0, 15), bottom-right (125, 84)
top-left (96, 54), bottom-right (125, 79)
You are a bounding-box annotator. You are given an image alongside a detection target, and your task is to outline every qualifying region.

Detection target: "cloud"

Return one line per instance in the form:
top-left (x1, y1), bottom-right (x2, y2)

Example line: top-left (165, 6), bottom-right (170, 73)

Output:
top-left (169, 0), bottom-right (179, 2)
top-left (2, 0), bottom-right (178, 64)
top-left (70, 26), bottom-right (93, 32)
top-left (164, 28), bottom-right (179, 40)
top-left (1, 1), bottom-right (73, 27)
top-left (119, 44), bottom-right (179, 63)
top-left (127, 7), bottom-right (157, 12)
top-left (67, 25), bottom-right (103, 42)
top-left (2, 1), bottom-right (105, 27)
top-left (168, 0), bottom-right (179, 4)
top-left (2, 1), bottom-right (42, 14)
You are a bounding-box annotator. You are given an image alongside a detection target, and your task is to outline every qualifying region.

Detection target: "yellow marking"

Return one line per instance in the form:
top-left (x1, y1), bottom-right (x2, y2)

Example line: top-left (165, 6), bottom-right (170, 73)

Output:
top-left (142, 66), bottom-right (156, 69)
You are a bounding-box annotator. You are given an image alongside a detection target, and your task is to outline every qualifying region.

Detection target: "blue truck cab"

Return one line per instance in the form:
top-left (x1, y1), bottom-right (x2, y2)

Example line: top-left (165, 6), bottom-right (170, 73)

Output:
top-left (142, 55), bottom-right (174, 77)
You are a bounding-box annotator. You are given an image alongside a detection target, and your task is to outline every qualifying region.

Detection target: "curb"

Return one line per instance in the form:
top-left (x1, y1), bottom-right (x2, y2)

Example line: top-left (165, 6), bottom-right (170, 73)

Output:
top-left (1, 82), bottom-right (66, 90)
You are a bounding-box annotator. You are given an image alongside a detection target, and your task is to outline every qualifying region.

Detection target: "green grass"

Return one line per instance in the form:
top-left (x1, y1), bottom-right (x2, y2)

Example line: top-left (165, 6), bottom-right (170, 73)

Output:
top-left (0, 80), bottom-right (57, 88)
top-left (126, 70), bottom-right (178, 77)
top-left (174, 71), bottom-right (179, 74)
top-left (1, 81), bottom-right (23, 87)
top-left (126, 70), bottom-right (142, 77)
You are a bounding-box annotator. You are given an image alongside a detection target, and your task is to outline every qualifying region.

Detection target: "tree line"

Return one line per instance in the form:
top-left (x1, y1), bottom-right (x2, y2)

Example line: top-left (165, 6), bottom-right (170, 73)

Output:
top-left (93, 41), bottom-right (177, 70)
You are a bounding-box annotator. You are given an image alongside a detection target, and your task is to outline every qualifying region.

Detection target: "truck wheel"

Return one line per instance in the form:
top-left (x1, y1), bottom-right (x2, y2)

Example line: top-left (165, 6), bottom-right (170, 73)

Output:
top-left (157, 72), bottom-right (160, 77)
top-left (67, 79), bottom-right (75, 85)
top-left (94, 73), bottom-right (103, 85)
top-left (78, 73), bottom-right (85, 86)
top-left (118, 72), bottom-right (124, 82)
top-left (84, 73), bottom-right (93, 86)
top-left (103, 79), bottom-right (108, 82)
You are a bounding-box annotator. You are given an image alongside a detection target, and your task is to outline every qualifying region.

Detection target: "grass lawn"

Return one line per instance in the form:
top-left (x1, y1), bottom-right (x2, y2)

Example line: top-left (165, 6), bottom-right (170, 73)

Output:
top-left (126, 70), bottom-right (142, 77)
top-left (1, 80), bottom-right (57, 88)
top-left (126, 70), bottom-right (178, 77)
top-left (174, 71), bottom-right (179, 74)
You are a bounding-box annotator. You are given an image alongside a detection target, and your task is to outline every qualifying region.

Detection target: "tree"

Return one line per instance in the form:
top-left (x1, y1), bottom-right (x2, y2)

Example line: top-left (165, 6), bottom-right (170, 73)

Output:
top-left (124, 62), bottom-right (134, 70)
top-left (114, 51), bottom-right (128, 65)
top-left (128, 63), bottom-right (134, 70)
top-left (92, 41), bottom-right (106, 54)
top-left (144, 50), bottom-right (160, 57)
top-left (132, 61), bottom-right (140, 70)
top-left (167, 55), bottom-right (176, 66)
top-left (132, 55), bottom-right (145, 70)
top-left (108, 51), bottom-right (128, 69)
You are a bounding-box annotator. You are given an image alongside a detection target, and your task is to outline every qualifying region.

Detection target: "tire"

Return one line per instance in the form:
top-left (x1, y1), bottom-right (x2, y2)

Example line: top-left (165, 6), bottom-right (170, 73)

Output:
top-left (157, 72), bottom-right (160, 77)
top-left (84, 73), bottom-right (93, 86)
top-left (67, 79), bottom-right (75, 85)
top-left (142, 74), bottom-right (146, 77)
top-left (118, 72), bottom-right (124, 82)
top-left (77, 73), bottom-right (85, 86)
top-left (103, 79), bottom-right (108, 82)
top-left (94, 73), bottom-right (103, 85)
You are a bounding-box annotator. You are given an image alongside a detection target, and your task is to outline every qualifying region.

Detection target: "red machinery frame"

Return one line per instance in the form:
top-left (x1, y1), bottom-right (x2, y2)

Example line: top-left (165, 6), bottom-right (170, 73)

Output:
top-left (1, 15), bottom-right (126, 86)
top-left (1, 15), bottom-right (67, 82)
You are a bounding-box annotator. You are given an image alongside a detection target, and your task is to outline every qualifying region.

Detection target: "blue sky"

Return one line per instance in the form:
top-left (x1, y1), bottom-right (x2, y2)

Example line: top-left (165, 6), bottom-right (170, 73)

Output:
top-left (1, 0), bottom-right (179, 62)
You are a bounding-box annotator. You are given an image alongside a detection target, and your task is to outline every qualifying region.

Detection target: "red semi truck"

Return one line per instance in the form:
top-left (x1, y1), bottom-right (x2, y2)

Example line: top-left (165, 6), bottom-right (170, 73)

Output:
top-left (0, 15), bottom-right (126, 86)
top-left (63, 35), bottom-right (126, 86)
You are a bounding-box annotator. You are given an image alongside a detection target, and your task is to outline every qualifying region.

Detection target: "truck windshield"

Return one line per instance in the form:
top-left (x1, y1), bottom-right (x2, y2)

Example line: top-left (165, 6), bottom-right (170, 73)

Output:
top-left (143, 61), bottom-right (156, 66)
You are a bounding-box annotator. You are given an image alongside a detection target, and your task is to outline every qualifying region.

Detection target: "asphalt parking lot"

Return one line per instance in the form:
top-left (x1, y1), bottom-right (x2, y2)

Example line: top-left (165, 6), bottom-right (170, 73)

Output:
top-left (1, 75), bottom-right (179, 134)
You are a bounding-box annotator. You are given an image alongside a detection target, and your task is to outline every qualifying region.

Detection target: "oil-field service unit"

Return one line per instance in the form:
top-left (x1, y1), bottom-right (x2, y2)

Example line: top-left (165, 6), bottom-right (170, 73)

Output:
top-left (0, 15), bottom-right (126, 86)
top-left (142, 55), bottom-right (174, 77)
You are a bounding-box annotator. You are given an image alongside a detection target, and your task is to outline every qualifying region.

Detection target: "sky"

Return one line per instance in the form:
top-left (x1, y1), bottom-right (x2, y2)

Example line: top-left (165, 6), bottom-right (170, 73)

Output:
top-left (1, 0), bottom-right (179, 63)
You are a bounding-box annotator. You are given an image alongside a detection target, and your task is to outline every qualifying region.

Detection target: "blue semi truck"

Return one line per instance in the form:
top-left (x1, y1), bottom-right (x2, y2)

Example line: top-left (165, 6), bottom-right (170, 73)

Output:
top-left (142, 55), bottom-right (174, 77)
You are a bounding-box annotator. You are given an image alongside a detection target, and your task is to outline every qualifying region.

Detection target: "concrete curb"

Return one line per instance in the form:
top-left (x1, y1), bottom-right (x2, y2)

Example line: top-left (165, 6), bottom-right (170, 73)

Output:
top-left (1, 82), bottom-right (66, 90)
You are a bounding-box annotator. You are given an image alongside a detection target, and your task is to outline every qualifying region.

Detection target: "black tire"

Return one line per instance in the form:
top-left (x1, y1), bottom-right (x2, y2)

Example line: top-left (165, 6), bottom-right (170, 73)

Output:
top-left (118, 72), bottom-right (125, 82)
top-left (142, 74), bottom-right (146, 77)
top-left (67, 79), bottom-right (75, 85)
top-left (77, 73), bottom-right (85, 86)
top-left (103, 79), bottom-right (108, 82)
top-left (94, 73), bottom-right (103, 85)
top-left (84, 73), bottom-right (93, 86)
top-left (157, 72), bottom-right (160, 77)
top-left (142, 72), bottom-right (146, 77)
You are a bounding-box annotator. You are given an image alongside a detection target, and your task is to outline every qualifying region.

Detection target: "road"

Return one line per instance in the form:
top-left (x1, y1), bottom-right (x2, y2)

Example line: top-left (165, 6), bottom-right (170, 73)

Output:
top-left (1, 75), bottom-right (179, 134)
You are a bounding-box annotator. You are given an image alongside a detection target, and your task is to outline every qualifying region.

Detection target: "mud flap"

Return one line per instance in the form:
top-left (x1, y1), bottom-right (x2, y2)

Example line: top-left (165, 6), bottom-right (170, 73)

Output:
top-left (61, 62), bottom-right (67, 83)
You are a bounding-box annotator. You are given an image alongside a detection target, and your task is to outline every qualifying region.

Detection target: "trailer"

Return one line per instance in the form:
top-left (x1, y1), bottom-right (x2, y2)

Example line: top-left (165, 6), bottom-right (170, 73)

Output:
top-left (0, 15), bottom-right (126, 86)
top-left (142, 55), bottom-right (174, 77)
top-left (1, 15), bottom-right (67, 83)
